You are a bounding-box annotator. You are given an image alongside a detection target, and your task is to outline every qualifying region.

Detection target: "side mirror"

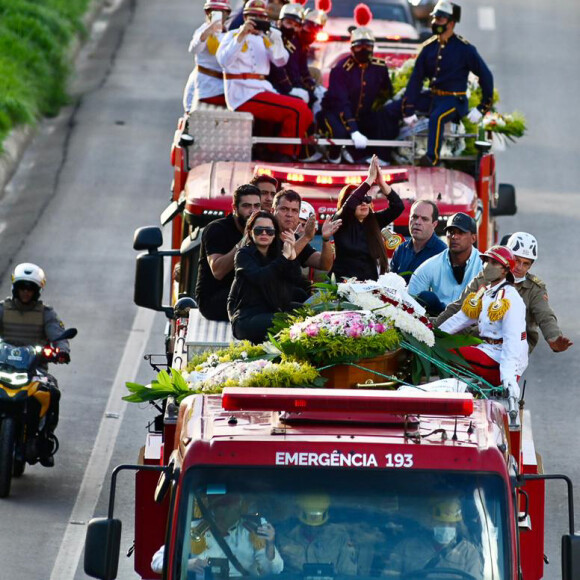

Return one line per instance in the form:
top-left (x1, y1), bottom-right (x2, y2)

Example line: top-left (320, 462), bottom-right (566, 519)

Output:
top-left (84, 518), bottom-right (122, 579)
top-left (133, 226), bottom-right (163, 251)
top-left (134, 252), bottom-right (165, 312)
top-left (562, 534), bottom-right (580, 580)
top-left (492, 183), bottom-right (517, 216)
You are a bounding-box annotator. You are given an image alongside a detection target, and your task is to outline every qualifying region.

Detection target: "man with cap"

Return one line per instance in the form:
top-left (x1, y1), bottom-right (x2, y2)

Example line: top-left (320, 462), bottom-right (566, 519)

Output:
top-left (217, 0), bottom-right (313, 161)
top-left (183, 0), bottom-right (232, 112)
top-left (390, 200), bottom-right (446, 283)
top-left (439, 245), bottom-right (527, 401)
top-left (317, 27), bottom-right (399, 164)
top-left (408, 212), bottom-right (482, 315)
top-left (401, 0), bottom-right (494, 166)
top-left (437, 232), bottom-right (574, 354)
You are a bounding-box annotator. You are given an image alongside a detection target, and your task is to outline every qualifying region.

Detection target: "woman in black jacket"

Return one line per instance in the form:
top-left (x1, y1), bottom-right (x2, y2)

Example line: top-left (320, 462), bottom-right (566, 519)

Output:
top-left (331, 155), bottom-right (405, 282)
top-left (228, 211), bottom-right (303, 344)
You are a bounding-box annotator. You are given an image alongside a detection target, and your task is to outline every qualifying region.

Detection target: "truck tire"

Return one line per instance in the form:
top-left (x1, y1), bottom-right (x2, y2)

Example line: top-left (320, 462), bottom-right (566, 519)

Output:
top-left (492, 183), bottom-right (517, 216)
top-left (0, 417), bottom-right (16, 497)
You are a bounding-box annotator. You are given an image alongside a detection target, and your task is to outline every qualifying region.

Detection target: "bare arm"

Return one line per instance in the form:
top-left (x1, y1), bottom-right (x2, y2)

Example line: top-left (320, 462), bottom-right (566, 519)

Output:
top-left (207, 244), bottom-right (240, 280)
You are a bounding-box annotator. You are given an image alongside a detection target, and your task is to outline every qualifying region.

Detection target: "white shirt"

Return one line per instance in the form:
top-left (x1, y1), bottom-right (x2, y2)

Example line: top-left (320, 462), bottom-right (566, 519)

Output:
top-left (151, 520), bottom-right (284, 576)
top-left (216, 28), bottom-right (288, 110)
top-left (439, 282), bottom-right (528, 382)
top-left (183, 22), bottom-right (226, 111)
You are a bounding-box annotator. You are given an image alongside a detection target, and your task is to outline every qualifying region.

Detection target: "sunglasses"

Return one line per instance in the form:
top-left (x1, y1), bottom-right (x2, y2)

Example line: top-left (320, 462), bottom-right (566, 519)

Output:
top-left (253, 226), bottom-right (276, 236)
top-left (358, 195), bottom-right (373, 205)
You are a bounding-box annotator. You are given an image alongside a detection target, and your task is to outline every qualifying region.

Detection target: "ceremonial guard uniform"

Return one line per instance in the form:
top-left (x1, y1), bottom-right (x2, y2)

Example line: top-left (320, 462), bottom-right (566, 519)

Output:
top-left (317, 27), bottom-right (398, 163)
top-left (439, 247), bottom-right (528, 392)
top-left (182, 0), bottom-right (231, 111)
top-left (402, 0), bottom-right (493, 165)
top-left (217, 0), bottom-right (313, 158)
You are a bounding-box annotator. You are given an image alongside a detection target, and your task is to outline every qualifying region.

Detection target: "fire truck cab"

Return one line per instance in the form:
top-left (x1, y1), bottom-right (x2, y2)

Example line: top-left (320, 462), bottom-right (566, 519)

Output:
top-left (84, 387), bottom-right (580, 580)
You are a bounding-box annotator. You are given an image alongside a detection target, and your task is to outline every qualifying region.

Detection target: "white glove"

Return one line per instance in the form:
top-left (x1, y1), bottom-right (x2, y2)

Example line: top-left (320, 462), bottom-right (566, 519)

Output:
top-left (350, 130), bottom-right (368, 150)
top-left (268, 27), bottom-right (282, 42)
top-left (467, 107), bottom-right (483, 124)
top-left (313, 85), bottom-right (327, 100)
top-left (503, 378), bottom-right (520, 400)
top-left (403, 114), bottom-right (418, 126)
top-left (289, 87), bottom-right (309, 103)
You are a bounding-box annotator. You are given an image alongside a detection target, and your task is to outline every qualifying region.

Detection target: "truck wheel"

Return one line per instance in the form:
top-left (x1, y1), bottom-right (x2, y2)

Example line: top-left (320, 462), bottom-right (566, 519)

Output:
top-left (492, 183), bottom-right (517, 216)
top-left (0, 417), bottom-right (16, 497)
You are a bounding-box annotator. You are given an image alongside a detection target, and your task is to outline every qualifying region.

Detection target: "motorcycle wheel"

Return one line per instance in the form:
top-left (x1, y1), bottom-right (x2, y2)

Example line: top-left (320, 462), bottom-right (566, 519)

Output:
top-left (0, 417), bottom-right (16, 497)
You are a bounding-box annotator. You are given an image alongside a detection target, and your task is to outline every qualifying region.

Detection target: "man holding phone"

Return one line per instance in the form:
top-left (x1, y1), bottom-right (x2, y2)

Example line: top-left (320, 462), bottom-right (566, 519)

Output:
top-left (183, 0), bottom-right (232, 112)
top-left (217, 0), bottom-right (313, 161)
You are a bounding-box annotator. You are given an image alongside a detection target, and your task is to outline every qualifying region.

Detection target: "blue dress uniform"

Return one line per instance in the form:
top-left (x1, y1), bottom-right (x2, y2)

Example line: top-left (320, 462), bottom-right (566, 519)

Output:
top-left (317, 55), bottom-right (398, 159)
top-left (269, 36), bottom-right (312, 98)
top-left (403, 33), bottom-right (493, 164)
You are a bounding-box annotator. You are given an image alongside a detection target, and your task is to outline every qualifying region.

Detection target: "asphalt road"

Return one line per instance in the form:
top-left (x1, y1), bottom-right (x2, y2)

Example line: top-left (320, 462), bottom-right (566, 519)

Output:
top-left (0, 0), bottom-right (578, 578)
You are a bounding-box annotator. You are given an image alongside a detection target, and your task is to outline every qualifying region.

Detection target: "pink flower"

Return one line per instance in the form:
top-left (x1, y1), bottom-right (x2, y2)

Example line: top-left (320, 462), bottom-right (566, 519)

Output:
top-left (346, 327), bottom-right (361, 338)
top-left (374, 323), bottom-right (385, 333)
top-left (305, 324), bottom-right (319, 337)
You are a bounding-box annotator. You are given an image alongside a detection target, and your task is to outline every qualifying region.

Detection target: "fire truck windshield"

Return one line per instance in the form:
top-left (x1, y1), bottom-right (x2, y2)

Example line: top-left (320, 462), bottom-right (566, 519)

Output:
top-left (171, 468), bottom-right (510, 580)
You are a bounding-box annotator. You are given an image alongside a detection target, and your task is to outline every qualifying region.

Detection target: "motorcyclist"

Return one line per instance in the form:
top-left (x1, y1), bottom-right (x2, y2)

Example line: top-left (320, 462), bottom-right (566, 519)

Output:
top-left (0, 263), bottom-right (71, 467)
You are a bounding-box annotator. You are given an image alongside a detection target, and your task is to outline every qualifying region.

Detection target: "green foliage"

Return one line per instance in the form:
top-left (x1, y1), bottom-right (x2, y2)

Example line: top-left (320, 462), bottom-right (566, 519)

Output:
top-left (124, 368), bottom-right (193, 404)
top-left (0, 0), bottom-right (89, 148)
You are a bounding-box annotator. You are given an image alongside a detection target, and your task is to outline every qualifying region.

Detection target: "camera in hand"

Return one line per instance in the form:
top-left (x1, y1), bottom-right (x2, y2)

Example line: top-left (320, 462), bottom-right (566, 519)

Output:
top-left (241, 514), bottom-right (262, 533)
top-left (252, 18), bottom-right (271, 32)
top-left (205, 558), bottom-right (229, 580)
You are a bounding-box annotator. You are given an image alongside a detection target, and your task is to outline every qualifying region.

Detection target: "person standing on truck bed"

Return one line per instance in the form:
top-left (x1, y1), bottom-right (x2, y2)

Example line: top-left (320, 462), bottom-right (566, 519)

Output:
top-left (151, 493), bottom-right (283, 576)
top-left (331, 156), bottom-right (405, 282)
top-left (228, 210), bottom-right (304, 343)
top-left (251, 173), bottom-right (279, 212)
top-left (389, 200), bottom-right (446, 283)
top-left (401, 0), bottom-right (493, 167)
top-left (439, 245), bottom-right (528, 401)
top-left (436, 232), bottom-right (574, 354)
top-left (195, 184), bottom-right (262, 322)
top-left (183, 0), bottom-right (231, 112)
top-left (408, 212), bottom-right (482, 315)
top-left (317, 26), bottom-right (400, 165)
top-left (217, 0), bottom-right (313, 161)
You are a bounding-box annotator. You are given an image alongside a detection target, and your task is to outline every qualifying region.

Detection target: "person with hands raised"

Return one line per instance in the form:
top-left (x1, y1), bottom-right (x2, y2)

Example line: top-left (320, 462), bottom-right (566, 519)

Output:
top-left (228, 211), bottom-right (304, 343)
top-left (330, 156), bottom-right (405, 281)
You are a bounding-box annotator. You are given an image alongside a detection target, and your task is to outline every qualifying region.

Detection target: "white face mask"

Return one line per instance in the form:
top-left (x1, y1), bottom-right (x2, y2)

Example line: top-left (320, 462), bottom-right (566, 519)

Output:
top-left (433, 525), bottom-right (457, 545)
top-left (514, 275), bottom-right (526, 284)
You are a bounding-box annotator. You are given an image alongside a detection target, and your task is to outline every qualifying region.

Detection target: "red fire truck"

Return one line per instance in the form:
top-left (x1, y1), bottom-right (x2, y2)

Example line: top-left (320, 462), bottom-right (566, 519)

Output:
top-left (84, 384), bottom-right (580, 579)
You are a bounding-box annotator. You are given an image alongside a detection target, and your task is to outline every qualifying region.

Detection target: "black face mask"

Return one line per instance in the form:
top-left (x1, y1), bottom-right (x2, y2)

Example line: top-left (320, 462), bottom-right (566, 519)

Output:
top-left (353, 48), bottom-right (372, 64)
top-left (281, 25), bottom-right (296, 39)
top-left (432, 22), bottom-right (448, 35)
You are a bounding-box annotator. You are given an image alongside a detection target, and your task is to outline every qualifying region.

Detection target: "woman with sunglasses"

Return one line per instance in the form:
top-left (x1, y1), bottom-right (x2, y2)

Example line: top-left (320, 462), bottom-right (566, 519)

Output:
top-left (331, 155), bottom-right (405, 282)
top-left (228, 211), bottom-right (303, 343)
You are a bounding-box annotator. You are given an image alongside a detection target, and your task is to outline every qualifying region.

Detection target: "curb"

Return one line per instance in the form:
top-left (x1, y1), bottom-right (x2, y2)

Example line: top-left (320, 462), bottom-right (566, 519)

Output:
top-left (0, 0), bottom-right (109, 194)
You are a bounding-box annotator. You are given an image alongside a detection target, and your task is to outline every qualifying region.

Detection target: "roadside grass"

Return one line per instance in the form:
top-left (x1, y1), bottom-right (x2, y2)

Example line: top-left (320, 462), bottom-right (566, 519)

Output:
top-left (0, 0), bottom-right (91, 151)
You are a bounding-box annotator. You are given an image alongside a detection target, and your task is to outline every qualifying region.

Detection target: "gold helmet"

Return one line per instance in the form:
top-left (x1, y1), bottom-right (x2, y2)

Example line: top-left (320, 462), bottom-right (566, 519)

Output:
top-left (243, 0), bottom-right (269, 18)
top-left (303, 8), bottom-right (327, 27)
top-left (432, 498), bottom-right (462, 523)
top-left (350, 26), bottom-right (375, 46)
top-left (297, 493), bottom-right (330, 526)
top-left (279, 3), bottom-right (304, 23)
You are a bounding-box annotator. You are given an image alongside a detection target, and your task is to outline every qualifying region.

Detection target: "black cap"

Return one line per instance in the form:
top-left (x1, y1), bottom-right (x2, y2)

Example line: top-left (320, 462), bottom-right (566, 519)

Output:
top-left (445, 212), bottom-right (476, 234)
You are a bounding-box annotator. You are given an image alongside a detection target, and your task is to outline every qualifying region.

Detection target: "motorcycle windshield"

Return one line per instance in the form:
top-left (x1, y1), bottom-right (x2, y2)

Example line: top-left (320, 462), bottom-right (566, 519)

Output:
top-left (173, 467), bottom-right (510, 580)
top-left (0, 342), bottom-right (36, 372)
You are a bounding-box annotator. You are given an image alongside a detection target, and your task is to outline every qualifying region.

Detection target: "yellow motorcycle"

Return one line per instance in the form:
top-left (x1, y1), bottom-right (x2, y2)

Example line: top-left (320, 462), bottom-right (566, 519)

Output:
top-left (0, 328), bottom-right (76, 497)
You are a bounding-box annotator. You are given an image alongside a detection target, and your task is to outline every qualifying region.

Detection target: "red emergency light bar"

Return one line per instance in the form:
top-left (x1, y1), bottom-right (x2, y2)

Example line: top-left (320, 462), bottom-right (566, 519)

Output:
top-left (255, 167), bottom-right (408, 187)
top-left (222, 388), bottom-right (474, 416)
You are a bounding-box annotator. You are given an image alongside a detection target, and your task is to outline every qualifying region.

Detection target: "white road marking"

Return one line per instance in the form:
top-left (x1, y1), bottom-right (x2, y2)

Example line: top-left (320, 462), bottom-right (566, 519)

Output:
top-left (478, 6), bottom-right (496, 31)
top-left (49, 306), bottom-right (157, 580)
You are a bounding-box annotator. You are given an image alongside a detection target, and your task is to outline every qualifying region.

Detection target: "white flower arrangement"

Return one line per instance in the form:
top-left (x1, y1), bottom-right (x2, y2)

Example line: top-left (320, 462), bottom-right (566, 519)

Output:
top-left (337, 276), bottom-right (436, 347)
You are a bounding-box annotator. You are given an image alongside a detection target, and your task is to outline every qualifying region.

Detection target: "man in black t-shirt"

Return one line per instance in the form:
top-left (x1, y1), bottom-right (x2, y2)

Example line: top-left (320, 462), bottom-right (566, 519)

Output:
top-left (195, 184), bottom-right (262, 321)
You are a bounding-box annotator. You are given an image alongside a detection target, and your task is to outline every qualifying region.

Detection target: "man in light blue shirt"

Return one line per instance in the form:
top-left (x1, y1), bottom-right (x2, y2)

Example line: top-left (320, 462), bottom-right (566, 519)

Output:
top-left (408, 212), bottom-right (482, 315)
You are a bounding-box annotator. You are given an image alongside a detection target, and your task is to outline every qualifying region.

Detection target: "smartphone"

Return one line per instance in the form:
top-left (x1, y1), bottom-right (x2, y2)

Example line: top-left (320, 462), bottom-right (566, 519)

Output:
top-left (210, 11), bottom-right (222, 24)
top-left (252, 19), bottom-right (271, 33)
top-left (242, 514), bottom-right (262, 533)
